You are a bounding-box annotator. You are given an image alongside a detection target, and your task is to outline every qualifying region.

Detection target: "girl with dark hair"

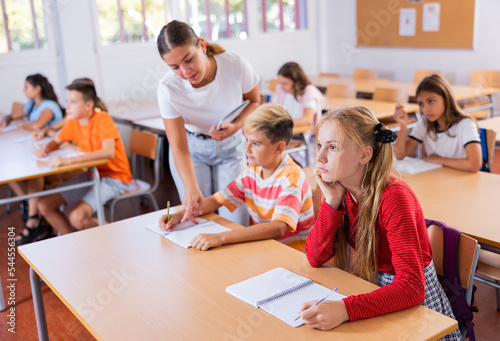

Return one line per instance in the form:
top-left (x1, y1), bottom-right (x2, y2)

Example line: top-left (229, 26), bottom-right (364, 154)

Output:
top-left (156, 20), bottom-right (260, 225)
top-left (0, 73), bottom-right (63, 131)
top-left (393, 74), bottom-right (482, 172)
top-left (272, 62), bottom-right (324, 165)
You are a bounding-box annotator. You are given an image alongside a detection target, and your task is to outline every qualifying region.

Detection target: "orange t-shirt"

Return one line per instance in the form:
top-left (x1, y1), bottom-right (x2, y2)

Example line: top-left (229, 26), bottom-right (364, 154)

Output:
top-left (57, 111), bottom-right (132, 184)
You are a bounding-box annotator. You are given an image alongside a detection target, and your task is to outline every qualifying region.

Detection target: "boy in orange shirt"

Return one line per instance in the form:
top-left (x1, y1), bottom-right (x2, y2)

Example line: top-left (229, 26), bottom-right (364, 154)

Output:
top-left (37, 80), bottom-right (131, 234)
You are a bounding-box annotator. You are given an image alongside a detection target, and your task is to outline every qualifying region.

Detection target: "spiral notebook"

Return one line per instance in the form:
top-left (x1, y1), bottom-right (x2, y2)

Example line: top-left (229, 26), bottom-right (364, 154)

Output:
top-left (226, 267), bottom-right (346, 327)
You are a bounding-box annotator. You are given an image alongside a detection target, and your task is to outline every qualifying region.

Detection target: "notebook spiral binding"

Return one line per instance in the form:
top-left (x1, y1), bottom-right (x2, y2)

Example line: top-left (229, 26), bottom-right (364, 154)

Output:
top-left (256, 279), bottom-right (314, 307)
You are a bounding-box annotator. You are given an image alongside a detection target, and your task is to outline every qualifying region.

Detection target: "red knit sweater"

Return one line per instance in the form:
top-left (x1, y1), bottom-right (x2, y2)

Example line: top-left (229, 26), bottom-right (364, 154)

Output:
top-left (305, 177), bottom-right (432, 321)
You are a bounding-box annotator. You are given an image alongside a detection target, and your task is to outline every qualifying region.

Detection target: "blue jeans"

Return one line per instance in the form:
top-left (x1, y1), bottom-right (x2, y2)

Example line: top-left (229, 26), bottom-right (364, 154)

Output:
top-left (169, 130), bottom-right (249, 226)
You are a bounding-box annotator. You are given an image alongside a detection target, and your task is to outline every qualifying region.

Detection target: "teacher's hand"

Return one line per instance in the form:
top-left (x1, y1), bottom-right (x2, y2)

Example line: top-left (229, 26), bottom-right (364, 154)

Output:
top-left (209, 123), bottom-right (238, 141)
top-left (181, 186), bottom-right (204, 223)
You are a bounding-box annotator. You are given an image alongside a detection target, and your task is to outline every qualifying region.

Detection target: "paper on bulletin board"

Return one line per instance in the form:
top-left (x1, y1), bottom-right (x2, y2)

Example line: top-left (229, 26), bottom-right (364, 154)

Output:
top-left (399, 8), bottom-right (416, 36)
top-left (422, 3), bottom-right (441, 32)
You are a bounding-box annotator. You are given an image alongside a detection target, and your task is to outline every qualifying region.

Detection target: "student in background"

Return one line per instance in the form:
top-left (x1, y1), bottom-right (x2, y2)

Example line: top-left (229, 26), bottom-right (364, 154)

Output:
top-left (393, 74), bottom-right (482, 172)
top-left (156, 20), bottom-right (260, 226)
top-left (300, 107), bottom-right (460, 340)
top-left (0, 73), bottom-right (63, 132)
top-left (14, 78), bottom-right (109, 245)
top-left (272, 62), bottom-right (324, 166)
top-left (159, 104), bottom-right (314, 251)
top-left (36, 80), bottom-right (131, 235)
top-left (32, 78), bottom-right (108, 140)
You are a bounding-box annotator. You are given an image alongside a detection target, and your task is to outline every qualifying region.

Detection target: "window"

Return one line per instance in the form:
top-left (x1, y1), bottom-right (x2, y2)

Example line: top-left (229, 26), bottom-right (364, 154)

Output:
top-left (257, 0), bottom-right (307, 33)
top-left (96, 0), bottom-right (172, 46)
top-left (0, 0), bottom-right (48, 53)
top-left (179, 0), bottom-right (248, 41)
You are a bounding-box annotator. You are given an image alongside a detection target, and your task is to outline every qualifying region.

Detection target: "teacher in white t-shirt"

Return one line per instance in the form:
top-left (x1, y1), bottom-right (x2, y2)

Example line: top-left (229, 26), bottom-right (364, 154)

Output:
top-left (156, 20), bottom-right (260, 225)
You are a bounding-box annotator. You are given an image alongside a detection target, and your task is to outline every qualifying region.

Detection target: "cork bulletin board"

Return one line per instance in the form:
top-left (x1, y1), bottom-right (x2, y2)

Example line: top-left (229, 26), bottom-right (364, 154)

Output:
top-left (356, 0), bottom-right (475, 49)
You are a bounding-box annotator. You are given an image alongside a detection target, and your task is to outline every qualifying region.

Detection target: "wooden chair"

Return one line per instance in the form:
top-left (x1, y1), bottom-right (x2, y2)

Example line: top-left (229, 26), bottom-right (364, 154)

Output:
top-left (325, 83), bottom-right (356, 99)
top-left (475, 250), bottom-right (500, 311)
top-left (353, 68), bottom-right (377, 81)
top-left (373, 87), bottom-right (409, 103)
top-left (108, 129), bottom-right (161, 222)
top-left (479, 128), bottom-right (496, 172)
top-left (464, 70), bottom-right (500, 118)
top-left (413, 70), bottom-right (443, 84)
top-left (269, 79), bottom-right (279, 93)
top-left (319, 72), bottom-right (339, 78)
top-left (427, 224), bottom-right (480, 340)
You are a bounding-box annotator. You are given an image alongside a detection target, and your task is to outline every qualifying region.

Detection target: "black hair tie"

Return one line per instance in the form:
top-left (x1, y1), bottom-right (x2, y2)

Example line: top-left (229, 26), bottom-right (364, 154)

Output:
top-left (374, 123), bottom-right (397, 144)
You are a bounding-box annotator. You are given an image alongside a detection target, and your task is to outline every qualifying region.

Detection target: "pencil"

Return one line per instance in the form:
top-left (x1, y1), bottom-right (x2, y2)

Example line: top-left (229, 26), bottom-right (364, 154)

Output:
top-left (294, 288), bottom-right (338, 321)
top-left (166, 201), bottom-right (170, 223)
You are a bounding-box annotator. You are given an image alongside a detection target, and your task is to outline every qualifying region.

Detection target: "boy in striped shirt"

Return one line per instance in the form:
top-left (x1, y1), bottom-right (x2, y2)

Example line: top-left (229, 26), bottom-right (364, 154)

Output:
top-left (160, 103), bottom-right (314, 251)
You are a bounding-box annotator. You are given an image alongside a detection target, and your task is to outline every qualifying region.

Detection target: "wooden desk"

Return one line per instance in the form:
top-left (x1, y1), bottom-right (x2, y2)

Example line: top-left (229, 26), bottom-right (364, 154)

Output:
top-left (132, 116), bottom-right (165, 133)
top-left (18, 210), bottom-right (457, 341)
top-left (357, 81), bottom-right (499, 115)
top-left (324, 97), bottom-right (419, 120)
top-left (0, 128), bottom-right (108, 225)
top-left (107, 99), bottom-right (159, 125)
top-left (478, 116), bottom-right (500, 142)
top-left (402, 167), bottom-right (500, 253)
top-left (308, 75), bottom-right (389, 91)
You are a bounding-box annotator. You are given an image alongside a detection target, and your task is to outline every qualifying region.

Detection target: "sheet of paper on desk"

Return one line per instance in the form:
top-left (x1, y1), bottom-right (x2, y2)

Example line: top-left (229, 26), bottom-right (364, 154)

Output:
top-left (33, 149), bottom-right (83, 161)
top-left (0, 123), bottom-right (20, 132)
top-left (16, 135), bottom-right (52, 144)
top-left (394, 157), bottom-right (442, 174)
top-left (146, 218), bottom-right (231, 248)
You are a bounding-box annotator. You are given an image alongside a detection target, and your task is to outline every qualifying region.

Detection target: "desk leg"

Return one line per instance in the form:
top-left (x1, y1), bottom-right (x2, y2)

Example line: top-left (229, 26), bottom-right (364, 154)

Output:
top-left (0, 277), bottom-right (6, 311)
top-left (30, 267), bottom-right (49, 341)
top-left (90, 167), bottom-right (105, 226)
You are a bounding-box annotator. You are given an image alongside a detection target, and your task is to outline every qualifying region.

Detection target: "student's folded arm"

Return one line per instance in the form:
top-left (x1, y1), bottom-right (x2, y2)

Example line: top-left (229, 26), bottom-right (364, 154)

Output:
top-left (219, 220), bottom-right (287, 245)
top-left (293, 107), bottom-right (315, 127)
top-left (70, 138), bottom-right (115, 165)
top-left (425, 141), bottom-right (482, 173)
top-left (23, 108), bottom-right (54, 132)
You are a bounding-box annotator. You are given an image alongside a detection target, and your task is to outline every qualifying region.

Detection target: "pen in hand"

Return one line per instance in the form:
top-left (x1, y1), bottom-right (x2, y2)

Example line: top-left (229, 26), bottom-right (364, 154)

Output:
top-left (166, 201), bottom-right (170, 223)
top-left (294, 288), bottom-right (338, 321)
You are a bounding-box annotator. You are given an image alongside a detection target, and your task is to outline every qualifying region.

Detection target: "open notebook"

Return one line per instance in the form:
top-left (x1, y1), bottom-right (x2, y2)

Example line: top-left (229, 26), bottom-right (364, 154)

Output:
top-left (146, 218), bottom-right (230, 249)
top-left (226, 267), bottom-right (346, 327)
top-left (394, 157), bottom-right (442, 174)
top-left (216, 100), bottom-right (250, 130)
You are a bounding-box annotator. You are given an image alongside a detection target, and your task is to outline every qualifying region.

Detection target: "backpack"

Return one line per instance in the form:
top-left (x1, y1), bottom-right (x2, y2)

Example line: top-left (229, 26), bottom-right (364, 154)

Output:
top-left (425, 218), bottom-right (479, 341)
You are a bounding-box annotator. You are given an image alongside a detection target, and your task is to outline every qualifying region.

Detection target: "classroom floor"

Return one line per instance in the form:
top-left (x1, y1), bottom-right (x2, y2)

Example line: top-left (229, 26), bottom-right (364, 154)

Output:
top-left (1, 149), bottom-right (500, 340)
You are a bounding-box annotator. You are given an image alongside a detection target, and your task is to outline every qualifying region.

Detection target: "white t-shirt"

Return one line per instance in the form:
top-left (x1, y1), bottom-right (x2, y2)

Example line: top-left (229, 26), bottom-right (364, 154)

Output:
top-left (280, 94), bottom-right (317, 120)
top-left (157, 52), bottom-right (260, 134)
top-left (409, 117), bottom-right (480, 159)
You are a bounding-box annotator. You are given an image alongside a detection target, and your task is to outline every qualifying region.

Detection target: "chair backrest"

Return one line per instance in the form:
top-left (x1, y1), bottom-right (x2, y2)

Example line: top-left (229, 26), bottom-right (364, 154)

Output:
top-left (319, 72), bottom-right (340, 78)
top-left (129, 129), bottom-right (159, 160)
top-left (470, 70), bottom-right (500, 88)
top-left (353, 68), bottom-right (377, 81)
top-left (325, 83), bottom-right (356, 99)
top-left (12, 102), bottom-right (23, 113)
top-left (373, 87), bottom-right (409, 103)
top-left (413, 70), bottom-right (443, 84)
top-left (479, 128), bottom-right (496, 172)
top-left (269, 79), bottom-right (279, 92)
top-left (427, 224), bottom-right (479, 291)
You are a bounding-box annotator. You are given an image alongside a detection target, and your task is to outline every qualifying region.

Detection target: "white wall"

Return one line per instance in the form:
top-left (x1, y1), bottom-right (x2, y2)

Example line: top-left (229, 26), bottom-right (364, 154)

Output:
top-left (321, 0), bottom-right (500, 85)
top-left (0, 0), bottom-right (320, 114)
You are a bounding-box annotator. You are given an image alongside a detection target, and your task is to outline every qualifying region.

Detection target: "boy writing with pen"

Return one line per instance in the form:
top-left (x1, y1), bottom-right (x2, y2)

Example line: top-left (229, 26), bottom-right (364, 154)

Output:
top-left (159, 104), bottom-right (314, 251)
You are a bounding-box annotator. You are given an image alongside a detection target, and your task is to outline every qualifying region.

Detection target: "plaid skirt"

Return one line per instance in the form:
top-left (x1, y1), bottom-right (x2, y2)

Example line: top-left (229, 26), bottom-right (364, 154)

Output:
top-left (378, 261), bottom-right (461, 341)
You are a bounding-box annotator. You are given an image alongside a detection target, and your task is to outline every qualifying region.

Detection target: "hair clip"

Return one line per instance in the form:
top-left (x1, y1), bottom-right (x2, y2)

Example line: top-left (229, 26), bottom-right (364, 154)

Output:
top-left (374, 123), bottom-right (397, 144)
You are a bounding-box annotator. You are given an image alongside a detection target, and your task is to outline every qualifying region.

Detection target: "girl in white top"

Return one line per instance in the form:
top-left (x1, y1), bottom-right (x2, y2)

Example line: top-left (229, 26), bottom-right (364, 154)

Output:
top-left (393, 74), bottom-right (482, 173)
top-left (272, 62), bottom-right (324, 166)
top-left (157, 20), bottom-right (260, 224)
